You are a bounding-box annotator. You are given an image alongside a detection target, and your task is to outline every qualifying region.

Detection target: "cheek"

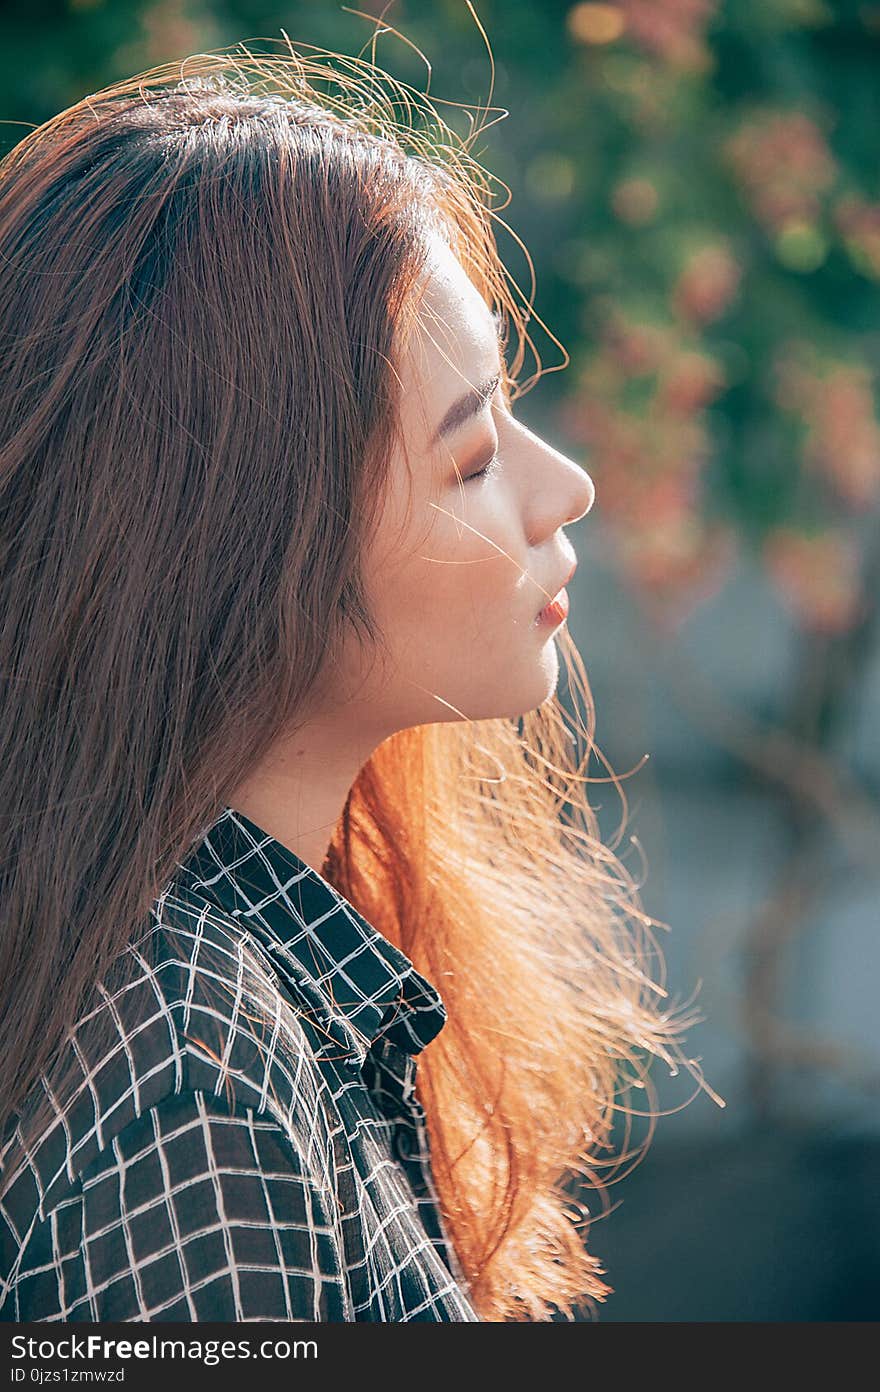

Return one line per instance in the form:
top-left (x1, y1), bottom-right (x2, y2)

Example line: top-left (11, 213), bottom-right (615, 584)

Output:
top-left (357, 500), bottom-right (557, 720)
top-left (387, 508), bottom-right (522, 652)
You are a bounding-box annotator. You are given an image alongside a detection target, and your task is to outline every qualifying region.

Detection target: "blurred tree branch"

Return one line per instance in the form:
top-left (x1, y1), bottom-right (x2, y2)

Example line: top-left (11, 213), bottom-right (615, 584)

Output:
top-left (629, 529), bottom-right (880, 1116)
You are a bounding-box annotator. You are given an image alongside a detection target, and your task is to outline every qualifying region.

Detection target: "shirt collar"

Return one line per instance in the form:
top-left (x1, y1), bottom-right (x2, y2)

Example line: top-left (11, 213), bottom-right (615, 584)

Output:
top-left (172, 805), bottom-right (447, 1067)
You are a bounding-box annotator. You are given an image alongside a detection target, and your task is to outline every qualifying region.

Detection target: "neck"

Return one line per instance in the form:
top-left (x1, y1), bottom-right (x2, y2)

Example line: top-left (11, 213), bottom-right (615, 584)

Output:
top-left (227, 707), bottom-right (390, 877)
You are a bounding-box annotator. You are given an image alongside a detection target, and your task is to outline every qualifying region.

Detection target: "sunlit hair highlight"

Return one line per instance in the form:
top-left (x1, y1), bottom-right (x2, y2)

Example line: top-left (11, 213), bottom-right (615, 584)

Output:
top-left (0, 35), bottom-right (718, 1321)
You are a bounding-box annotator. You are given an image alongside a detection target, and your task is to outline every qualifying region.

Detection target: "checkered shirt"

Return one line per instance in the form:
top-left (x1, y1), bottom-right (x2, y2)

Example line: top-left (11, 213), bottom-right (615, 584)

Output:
top-left (0, 806), bottom-right (478, 1322)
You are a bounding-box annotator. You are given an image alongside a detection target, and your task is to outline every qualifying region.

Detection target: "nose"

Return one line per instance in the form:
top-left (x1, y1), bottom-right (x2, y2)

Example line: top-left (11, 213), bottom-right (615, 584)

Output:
top-left (517, 416), bottom-right (595, 541)
top-left (538, 431), bottom-right (595, 526)
top-left (553, 450), bottom-right (594, 527)
top-left (573, 464), bottom-right (595, 524)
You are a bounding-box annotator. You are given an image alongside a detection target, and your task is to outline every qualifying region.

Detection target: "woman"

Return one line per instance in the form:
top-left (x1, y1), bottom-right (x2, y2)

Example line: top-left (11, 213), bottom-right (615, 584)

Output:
top-left (0, 45), bottom-right (708, 1323)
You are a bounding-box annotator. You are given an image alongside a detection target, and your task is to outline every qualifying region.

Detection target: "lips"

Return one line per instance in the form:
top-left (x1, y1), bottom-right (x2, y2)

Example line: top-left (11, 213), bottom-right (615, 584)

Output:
top-left (538, 558), bottom-right (577, 618)
top-left (535, 587), bottom-right (570, 627)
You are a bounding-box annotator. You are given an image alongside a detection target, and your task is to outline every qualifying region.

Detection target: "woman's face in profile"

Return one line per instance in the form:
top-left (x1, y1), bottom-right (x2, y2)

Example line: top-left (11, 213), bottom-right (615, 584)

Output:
top-left (332, 234), bottom-right (595, 733)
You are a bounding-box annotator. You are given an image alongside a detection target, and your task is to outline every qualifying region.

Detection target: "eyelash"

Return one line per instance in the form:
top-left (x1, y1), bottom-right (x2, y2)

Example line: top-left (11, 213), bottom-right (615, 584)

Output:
top-left (465, 453), bottom-right (500, 483)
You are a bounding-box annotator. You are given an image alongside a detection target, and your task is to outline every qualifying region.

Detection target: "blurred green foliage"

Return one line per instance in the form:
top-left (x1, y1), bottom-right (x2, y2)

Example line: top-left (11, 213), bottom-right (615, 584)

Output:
top-left (3, 0), bottom-right (879, 632)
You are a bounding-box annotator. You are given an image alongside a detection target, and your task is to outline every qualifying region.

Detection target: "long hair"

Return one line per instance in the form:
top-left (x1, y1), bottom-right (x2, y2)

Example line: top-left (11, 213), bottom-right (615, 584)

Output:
top-left (0, 42), bottom-right (714, 1321)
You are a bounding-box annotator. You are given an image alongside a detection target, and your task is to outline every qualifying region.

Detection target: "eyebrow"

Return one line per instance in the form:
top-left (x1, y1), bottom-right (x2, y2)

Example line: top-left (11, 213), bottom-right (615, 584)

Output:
top-left (429, 310), bottom-right (507, 449)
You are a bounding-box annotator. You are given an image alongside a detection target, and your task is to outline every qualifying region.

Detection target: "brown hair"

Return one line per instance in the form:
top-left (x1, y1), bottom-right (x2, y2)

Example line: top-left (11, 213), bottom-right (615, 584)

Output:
top-left (0, 41), bottom-right (714, 1320)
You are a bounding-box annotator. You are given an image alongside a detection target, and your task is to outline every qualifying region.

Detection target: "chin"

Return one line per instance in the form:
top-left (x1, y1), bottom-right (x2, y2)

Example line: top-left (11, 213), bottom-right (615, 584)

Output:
top-left (464, 656), bottom-right (561, 723)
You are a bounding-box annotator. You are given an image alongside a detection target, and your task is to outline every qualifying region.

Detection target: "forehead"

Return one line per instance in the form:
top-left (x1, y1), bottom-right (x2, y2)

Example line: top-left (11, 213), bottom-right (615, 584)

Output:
top-left (396, 237), bottom-right (500, 448)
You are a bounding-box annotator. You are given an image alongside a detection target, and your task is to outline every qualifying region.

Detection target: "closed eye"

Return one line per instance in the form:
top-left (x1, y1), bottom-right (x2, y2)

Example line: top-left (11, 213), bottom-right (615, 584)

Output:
top-left (465, 452), bottom-right (500, 482)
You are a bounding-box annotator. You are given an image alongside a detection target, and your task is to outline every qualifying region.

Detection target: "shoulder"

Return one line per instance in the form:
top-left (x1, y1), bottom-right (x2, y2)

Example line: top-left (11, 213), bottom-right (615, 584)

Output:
top-left (1, 886), bottom-right (339, 1233)
top-left (2, 1083), bottom-right (350, 1321)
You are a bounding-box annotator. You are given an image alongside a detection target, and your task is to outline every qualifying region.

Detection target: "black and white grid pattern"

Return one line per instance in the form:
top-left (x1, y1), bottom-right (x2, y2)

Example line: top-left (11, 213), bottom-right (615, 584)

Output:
top-left (0, 806), bottom-right (478, 1322)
